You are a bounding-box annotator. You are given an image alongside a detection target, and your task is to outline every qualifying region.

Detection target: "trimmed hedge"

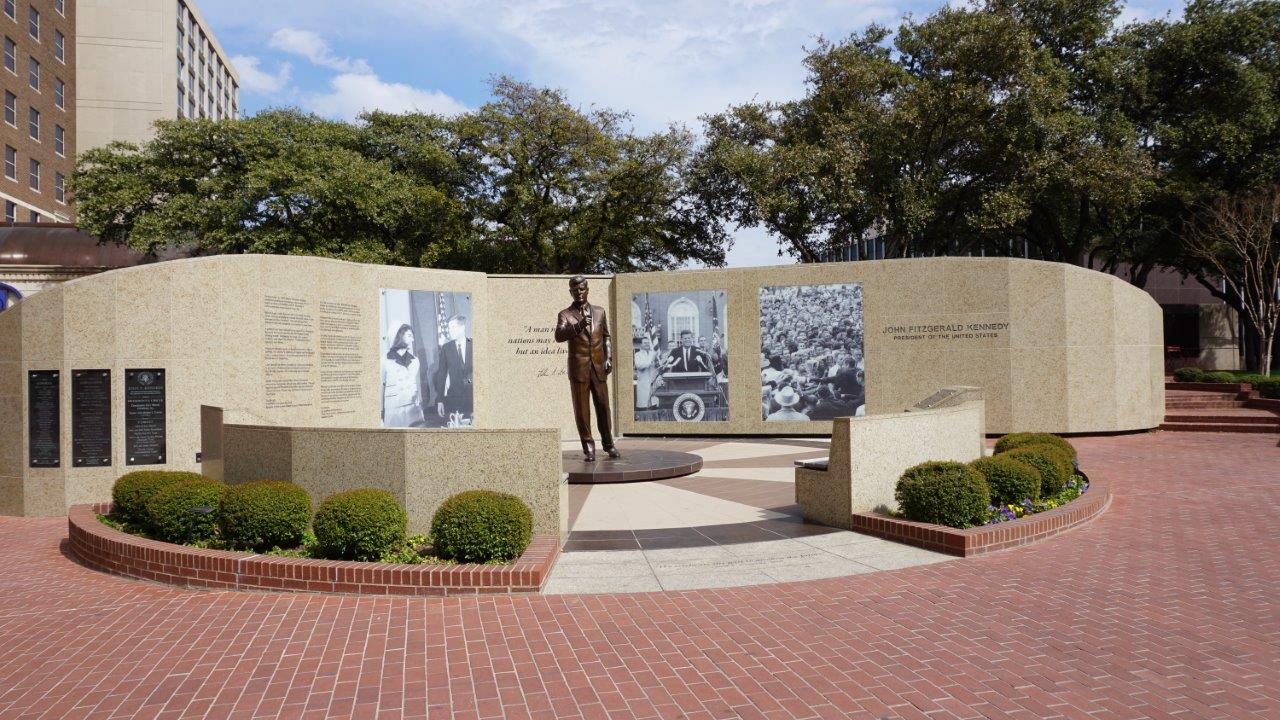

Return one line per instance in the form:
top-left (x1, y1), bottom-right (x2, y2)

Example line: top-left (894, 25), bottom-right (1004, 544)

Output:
top-left (993, 432), bottom-right (1077, 461)
top-left (313, 489), bottom-right (407, 561)
top-left (1204, 371), bottom-right (1237, 384)
top-left (1256, 378), bottom-right (1280, 399)
top-left (1172, 367), bottom-right (1204, 382)
top-left (431, 491), bottom-right (533, 563)
top-left (1003, 445), bottom-right (1074, 497)
top-left (970, 455), bottom-right (1042, 506)
top-left (218, 480), bottom-right (312, 551)
top-left (894, 461), bottom-right (990, 528)
top-left (112, 471), bottom-right (207, 527)
top-left (145, 477), bottom-right (227, 544)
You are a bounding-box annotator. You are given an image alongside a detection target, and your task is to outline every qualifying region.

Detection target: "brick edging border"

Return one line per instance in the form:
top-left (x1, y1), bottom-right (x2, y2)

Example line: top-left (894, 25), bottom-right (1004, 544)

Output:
top-left (67, 504), bottom-right (560, 596)
top-left (848, 473), bottom-right (1111, 557)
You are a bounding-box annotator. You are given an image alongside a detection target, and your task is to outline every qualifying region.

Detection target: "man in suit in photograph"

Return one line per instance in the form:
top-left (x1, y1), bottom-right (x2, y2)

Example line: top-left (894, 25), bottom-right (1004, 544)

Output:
top-left (434, 314), bottom-right (473, 423)
top-left (665, 330), bottom-right (712, 373)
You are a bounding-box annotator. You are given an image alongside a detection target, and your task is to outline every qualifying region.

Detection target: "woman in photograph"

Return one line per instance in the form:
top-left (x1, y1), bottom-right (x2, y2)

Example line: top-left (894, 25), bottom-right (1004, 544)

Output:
top-left (634, 335), bottom-right (660, 411)
top-left (382, 323), bottom-right (425, 427)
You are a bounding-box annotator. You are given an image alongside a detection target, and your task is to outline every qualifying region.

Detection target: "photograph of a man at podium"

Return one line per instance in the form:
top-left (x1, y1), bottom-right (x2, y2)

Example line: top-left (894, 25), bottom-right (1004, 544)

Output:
top-left (632, 290), bottom-right (729, 422)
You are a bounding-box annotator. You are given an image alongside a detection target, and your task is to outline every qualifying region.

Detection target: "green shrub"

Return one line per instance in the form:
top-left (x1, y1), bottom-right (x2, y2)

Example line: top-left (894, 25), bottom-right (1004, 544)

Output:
top-left (970, 455), bottom-right (1042, 506)
top-left (146, 477), bottom-right (227, 544)
top-left (431, 491), bottom-right (533, 563)
top-left (313, 489), bottom-right (407, 561)
top-left (1171, 367), bottom-right (1204, 383)
top-left (218, 480), bottom-right (312, 551)
top-left (993, 432), bottom-right (1077, 461)
top-left (1003, 445), bottom-right (1074, 497)
top-left (1204, 371), bottom-right (1237, 384)
top-left (894, 461), bottom-right (990, 528)
top-left (112, 471), bottom-right (207, 527)
top-left (1255, 378), bottom-right (1280, 399)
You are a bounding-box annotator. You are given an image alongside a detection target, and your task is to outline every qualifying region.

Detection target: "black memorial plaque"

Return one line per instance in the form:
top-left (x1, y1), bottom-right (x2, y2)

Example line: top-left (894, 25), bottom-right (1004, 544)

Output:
top-left (27, 370), bottom-right (59, 468)
top-left (125, 368), bottom-right (166, 465)
top-left (71, 369), bottom-right (112, 467)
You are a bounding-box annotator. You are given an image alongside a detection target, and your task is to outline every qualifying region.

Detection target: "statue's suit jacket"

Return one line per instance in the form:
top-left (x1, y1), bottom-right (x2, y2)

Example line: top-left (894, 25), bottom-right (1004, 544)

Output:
top-left (555, 303), bottom-right (611, 383)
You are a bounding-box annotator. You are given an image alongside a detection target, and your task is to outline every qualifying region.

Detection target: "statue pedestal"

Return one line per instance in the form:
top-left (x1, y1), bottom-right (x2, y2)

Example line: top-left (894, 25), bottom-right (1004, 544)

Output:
top-left (562, 446), bottom-right (702, 484)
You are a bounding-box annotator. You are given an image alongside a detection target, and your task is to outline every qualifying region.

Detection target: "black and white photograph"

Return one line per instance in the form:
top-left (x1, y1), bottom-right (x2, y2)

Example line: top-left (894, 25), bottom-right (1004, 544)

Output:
top-left (759, 283), bottom-right (865, 422)
top-left (379, 289), bottom-right (474, 428)
top-left (631, 290), bottom-right (729, 422)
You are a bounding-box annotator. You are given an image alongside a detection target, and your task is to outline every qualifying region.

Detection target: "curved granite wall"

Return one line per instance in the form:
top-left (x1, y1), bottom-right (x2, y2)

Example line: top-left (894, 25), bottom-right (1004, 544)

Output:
top-left (0, 254), bottom-right (1163, 517)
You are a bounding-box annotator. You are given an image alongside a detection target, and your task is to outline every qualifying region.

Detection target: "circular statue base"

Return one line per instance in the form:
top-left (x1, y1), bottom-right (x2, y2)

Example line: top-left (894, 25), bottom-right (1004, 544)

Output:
top-left (563, 447), bottom-right (702, 484)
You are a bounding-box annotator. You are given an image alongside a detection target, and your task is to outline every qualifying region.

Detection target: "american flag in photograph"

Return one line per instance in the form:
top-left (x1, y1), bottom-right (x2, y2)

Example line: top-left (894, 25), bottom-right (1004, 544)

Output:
top-left (436, 293), bottom-right (448, 346)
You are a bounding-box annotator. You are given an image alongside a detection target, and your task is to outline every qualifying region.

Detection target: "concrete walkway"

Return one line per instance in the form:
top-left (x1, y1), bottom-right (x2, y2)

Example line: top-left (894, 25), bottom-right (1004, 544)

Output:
top-left (548, 437), bottom-right (951, 593)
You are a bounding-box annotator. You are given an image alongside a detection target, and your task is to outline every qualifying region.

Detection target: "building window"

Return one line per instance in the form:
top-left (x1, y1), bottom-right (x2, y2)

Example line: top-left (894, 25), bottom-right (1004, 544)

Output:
top-left (53, 77), bottom-right (62, 108)
top-left (27, 55), bottom-right (37, 90)
top-left (28, 209), bottom-right (37, 222)
top-left (187, 95), bottom-right (193, 118)
top-left (53, 172), bottom-right (62, 202)
top-left (27, 105), bottom-right (36, 140)
top-left (3, 91), bottom-right (13, 126)
top-left (176, 53), bottom-right (183, 78)
top-left (53, 29), bottom-right (62, 62)
top-left (53, 123), bottom-right (62, 155)
top-left (4, 37), bottom-right (13, 74)
top-left (27, 5), bottom-right (36, 41)
top-left (4, 201), bottom-right (14, 222)
top-left (666, 298), bottom-right (699, 342)
top-left (3, 0), bottom-right (11, 21)
top-left (4, 146), bottom-right (15, 180)
top-left (177, 87), bottom-right (184, 117)
top-left (53, 0), bottom-right (62, 16)
top-left (28, 157), bottom-right (38, 190)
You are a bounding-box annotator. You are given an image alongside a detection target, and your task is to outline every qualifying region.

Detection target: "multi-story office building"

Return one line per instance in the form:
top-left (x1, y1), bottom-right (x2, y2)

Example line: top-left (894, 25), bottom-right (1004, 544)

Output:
top-left (76, 0), bottom-right (238, 153)
top-left (0, 0), bottom-right (75, 223)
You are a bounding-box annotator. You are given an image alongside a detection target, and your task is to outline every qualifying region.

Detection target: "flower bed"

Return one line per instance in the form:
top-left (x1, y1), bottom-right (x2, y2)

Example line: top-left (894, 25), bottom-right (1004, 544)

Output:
top-left (850, 472), bottom-right (1109, 556)
top-left (68, 503), bottom-right (560, 596)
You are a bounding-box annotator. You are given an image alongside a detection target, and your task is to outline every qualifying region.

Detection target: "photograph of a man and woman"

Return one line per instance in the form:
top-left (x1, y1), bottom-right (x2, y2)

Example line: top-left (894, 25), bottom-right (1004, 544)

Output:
top-left (632, 290), bottom-right (729, 422)
top-left (380, 289), bottom-right (474, 428)
top-left (759, 283), bottom-right (865, 421)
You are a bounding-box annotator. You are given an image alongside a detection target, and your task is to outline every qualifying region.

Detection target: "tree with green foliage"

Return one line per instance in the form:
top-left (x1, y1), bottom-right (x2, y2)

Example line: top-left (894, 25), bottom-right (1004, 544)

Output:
top-left (72, 78), bottom-right (728, 274)
top-left (690, 0), bottom-right (1153, 264)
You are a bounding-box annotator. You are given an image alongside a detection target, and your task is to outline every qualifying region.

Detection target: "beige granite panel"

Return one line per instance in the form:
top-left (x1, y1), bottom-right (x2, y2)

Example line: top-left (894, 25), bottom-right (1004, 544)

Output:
top-left (112, 262), bottom-right (173, 360)
top-left (1066, 346), bottom-right (1118, 432)
top-left (0, 309), bottom-right (19, 362)
top-left (1009, 349), bottom-right (1070, 431)
top-left (484, 275), bottom-right (614, 438)
top-left (222, 425), bottom-right (295, 487)
top-left (796, 402), bottom-right (986, 527)
top-left (1008, 260), bottom-right (1066, 348)
top-left (18, 285), bottom-right (63, 363)
top-left (0, 396), bottom-right (20, 479)
top-left (0, 474), bottom-right (20, 516)
top-left (166, 261), bottom-right (223, 361)
top-left (285, 427), bottom-right (406, 507)
top-left (1064, 268), bottom-right (1115, 348)
top-left (62, 277), bottom-right (119, 366)
top-left (403, 428), bottom-right (561, 536)
top-left (23, 470), bottom-right (65, 516)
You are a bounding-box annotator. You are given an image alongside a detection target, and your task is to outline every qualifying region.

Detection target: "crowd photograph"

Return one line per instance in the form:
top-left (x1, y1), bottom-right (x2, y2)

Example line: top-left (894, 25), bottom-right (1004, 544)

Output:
top-left (759, 283), bottom-right (865, 422)
top-left (379, 289), bottom-right (474, 428)
top-left (632, 290), bottom-right (729, 422)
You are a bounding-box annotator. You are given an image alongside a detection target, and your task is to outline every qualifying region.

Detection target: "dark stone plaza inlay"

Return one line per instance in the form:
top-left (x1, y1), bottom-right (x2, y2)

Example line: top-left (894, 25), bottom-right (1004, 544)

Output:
top-left (562, 447), bottom-right (703, 484)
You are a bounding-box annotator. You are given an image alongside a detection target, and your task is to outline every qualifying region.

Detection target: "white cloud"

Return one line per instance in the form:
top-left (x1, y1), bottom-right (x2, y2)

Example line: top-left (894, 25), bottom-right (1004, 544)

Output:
top-left (268, 28), bottom-right (372, 73)
top-left (230, 55), bottom-right (292, 94)
top-left (397, 0), bottom-right (901, 130)
top-left (305, 72), bottom-right (469, 120)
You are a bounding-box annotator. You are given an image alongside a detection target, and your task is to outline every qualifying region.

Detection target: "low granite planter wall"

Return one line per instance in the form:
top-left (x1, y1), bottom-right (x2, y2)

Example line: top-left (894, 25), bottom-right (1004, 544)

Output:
top-left (1165, 381), bottom-right (1253, 398)
top-left (67, 504), bottom-right (559, 596)
top-left (848, 473), bottom-right (1111, 557)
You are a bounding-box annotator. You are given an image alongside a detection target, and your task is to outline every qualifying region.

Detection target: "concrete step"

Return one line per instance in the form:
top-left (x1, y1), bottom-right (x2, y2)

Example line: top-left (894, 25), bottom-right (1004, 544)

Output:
top-left (1159, 422), bottom-right (1280, 434)
top-left (1164, 414), bottom-right (1279, 425)
top-left (1166, 401), bottom-right (1246, 408)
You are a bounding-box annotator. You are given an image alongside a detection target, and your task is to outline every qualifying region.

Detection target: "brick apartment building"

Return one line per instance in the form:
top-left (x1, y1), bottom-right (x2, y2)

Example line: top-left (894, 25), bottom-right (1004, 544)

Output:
top-left (0, 0), bottom-right (238, 308)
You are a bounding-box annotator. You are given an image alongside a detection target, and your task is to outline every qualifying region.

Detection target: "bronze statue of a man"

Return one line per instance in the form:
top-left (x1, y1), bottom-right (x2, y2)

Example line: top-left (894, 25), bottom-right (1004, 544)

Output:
top-left (555, 276), bottom-right (620, 461)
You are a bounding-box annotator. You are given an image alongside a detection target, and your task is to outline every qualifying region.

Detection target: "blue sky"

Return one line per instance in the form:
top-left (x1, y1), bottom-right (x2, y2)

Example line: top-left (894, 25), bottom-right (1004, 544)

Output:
top-left (199, 0), bottom-right (1186, 267)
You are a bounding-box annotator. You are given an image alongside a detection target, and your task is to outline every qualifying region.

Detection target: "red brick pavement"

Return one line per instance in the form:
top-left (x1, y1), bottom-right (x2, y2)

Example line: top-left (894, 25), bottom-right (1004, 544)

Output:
top-left (0, 431), bottom-right (1278, 719)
